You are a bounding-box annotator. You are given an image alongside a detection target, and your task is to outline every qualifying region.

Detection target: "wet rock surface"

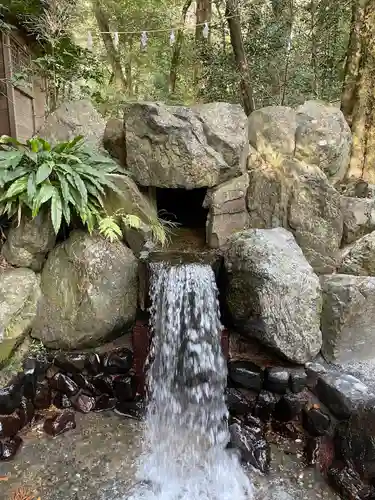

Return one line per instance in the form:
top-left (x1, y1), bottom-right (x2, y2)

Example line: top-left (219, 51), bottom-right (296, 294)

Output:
top-left (0, 412), bottom-right (339, 500)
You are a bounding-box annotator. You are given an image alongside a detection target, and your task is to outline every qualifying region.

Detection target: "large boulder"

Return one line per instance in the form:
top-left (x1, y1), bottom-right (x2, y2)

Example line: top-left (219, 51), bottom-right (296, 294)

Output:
top-left (103, 118), bottom-right (127, 167)
top-left (103, 174), bottom-right (158, 255)
top-left (0, 269), bottom-right (40, 364)
top-left (339, 232), bottom-right (375, 276)
top-left (247, 154), bottom-right (343, 274)
top-left (321, 275), bottom-right (375, 363)
top-left (118, 101), bottom-right (247, 188)
top-left (1, 211), bottom-right (56, 272)
top-left (38, 99), bottom-right (106, 151)
top-left (295, 101), bottom-right (352, 183)
top-left (224, 228), bottom-right (322, 364)
top-left (247, 101), bottom-right (351, 184)
top-left (204, 173), bottom-right (250, 248)
top-left (32, 231), bottom-right (138, 349)
top-left (340, 197), bottom-right (375, 244)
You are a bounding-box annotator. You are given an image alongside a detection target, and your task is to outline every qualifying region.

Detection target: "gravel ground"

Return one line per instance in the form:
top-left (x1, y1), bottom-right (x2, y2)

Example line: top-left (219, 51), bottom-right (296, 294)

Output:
top-left (0, 412), bottom-right (339, 500)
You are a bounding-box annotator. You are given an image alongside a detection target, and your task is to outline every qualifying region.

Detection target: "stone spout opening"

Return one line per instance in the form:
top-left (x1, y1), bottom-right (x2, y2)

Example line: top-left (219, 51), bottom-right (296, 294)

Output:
top-left (156, 187), bottom-right (208, 229)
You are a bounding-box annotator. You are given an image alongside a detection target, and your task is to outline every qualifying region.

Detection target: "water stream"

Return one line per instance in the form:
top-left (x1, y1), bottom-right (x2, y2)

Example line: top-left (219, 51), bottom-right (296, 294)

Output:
top-left (128, 262), bottom-right (252, 500)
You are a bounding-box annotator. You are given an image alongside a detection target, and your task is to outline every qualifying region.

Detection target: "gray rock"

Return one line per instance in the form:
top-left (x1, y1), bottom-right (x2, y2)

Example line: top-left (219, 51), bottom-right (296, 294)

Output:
top-left (314, 370), bottom-right (372, 419)
top-left (204, 173), bottom-right (250, 247)
top-left (1, 211), bottom-right (56, 271)
top-left (38, 99), bottom-right (106, 151)
top-left (122, 101), bottom-right (246, 188)
top-left (339, 232), bottom-right (375, 276)
top-left (246, 154), bottom-right (343, 274)
top-left (295, 101), bottom-right (352, 183)
top-left (224, 227), bottom-right (322, 364)
top-left (0, 268), bottom-right (40, 364)
top-left (103, 118), bottom-right (127, 167)
top-left (102, 174), bottom-right (158, 254)
top-left (32, 231), bottom-right (138, 349)
top-left (321, 275), bottom-right (375, 363)
top-left (247, 106), bottom-right (297, 160)
top-left (341, 196), bottom-right (375, 244)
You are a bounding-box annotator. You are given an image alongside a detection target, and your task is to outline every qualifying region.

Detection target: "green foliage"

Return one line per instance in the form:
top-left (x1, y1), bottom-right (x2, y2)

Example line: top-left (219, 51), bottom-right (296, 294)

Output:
top-left (0, 135), bottom-right (120, 235)
top-left (99, 209), bottom-right (175, 247)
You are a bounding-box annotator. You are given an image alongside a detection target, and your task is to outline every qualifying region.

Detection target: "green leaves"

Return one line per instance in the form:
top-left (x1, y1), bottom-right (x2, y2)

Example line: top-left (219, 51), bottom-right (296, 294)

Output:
top-left (0, 133), bottom-right (167, 244)
top-left (36, 162), bottom-right (52, 184)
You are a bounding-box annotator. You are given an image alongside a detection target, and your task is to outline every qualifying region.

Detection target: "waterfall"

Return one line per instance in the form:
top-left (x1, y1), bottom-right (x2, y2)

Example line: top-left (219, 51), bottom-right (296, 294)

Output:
top-left (128, 262), bottom-right (252, 500)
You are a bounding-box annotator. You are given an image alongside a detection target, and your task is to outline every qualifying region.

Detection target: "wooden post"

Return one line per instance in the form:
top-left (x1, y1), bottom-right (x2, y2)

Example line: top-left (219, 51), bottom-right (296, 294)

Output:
top-left (2, 33), bottom-right (16, 138)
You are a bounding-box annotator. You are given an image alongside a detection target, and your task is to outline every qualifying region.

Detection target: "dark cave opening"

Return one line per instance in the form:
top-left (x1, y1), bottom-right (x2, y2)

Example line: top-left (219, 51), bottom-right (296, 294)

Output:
top-left (155, 187), bottom-right (208, 229)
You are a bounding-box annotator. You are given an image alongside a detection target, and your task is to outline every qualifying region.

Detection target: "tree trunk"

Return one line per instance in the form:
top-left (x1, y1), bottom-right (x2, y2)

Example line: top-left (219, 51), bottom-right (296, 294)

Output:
top-left (225, 0), bottom-right (255, 115)
top-left (93, 0), bottom-right (127, 90)
top-left (169, 0), bottom-right (193, 94)
top-left (346, 0), bottom-right (375, 181)
top-left (341, 0), bottom-right (369, 125)
top-left (310, 0), bottom-right (318, 97)
top-left (194, 0), bottom-right (212, 90)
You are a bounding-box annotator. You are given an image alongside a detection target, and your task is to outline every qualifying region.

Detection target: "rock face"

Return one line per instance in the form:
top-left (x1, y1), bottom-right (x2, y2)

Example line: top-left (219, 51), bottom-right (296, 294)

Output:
top-left (204, 173), bottom-right (250, 247)
top-left (0, 269), bottom-right (40, 363)
top-left (38, 99), bottom-right (106, 150)
top-left (102, 173), bottom-right (157, 255)
top-left (1, 212), bottom-right (56, 271)
top-left (119, 101), bottom-right (247, 188)
top-left (103, 118), bottom-right (127, 167)
top-left (247, 153), bottom-right (343, 274)
top-left (224, 227), bottom-right (322, 364)
top-left (247, 101), bottom-right (351, 184)
top-left (32, 231), bottom-right (138, 349)
top-left (321, 275), bottom-right (375, 363)
top-left (339, 232), bottom-right (375, 276)
top-left (294, 101), bottom-right (352, 183)
top-left (340, 197), bottom-right (375, 244)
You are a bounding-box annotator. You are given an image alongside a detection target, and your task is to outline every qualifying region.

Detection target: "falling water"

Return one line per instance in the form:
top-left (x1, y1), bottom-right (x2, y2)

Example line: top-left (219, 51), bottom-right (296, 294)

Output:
top-left (127, 262), bottom-right (252, 500)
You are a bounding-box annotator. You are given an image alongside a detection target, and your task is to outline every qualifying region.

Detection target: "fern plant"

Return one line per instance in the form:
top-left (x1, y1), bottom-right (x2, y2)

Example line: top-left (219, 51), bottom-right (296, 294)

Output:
top-left (0, 135), bottom-right (122, 234)
top-left (0, 135), bottom-right (169, 246)
top-left (98, 209), bottom-right (175, 246)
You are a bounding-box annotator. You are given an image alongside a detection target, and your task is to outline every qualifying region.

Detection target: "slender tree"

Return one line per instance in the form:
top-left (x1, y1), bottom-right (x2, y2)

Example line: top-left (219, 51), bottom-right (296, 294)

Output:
top-left (93, 0), bottom-right (127, 90)
top-left (225, 0), bottom-right (255, 115)
top-left (169, 0), bottom-right (193, 94)
top-left (344, 0), bottom-right (375, 181)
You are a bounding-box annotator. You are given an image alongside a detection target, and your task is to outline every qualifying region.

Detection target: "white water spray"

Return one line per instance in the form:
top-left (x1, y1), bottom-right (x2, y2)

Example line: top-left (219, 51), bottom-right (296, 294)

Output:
top-left (128, 262), bottom-right (253, 500)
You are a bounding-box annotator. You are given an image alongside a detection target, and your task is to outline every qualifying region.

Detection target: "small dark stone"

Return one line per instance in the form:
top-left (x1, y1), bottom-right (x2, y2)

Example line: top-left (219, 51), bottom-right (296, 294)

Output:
top-left (113, 375), bottom-right (136, 402)
top-left (228, 360), bottom-right (263, 392)
top-left (91, 374), bottom-right (114, 396)
top-left (225, 388), bottom-right (253, 416)
top-left (17, 397), bottom-right (35, 428)
top-left (314, 371), bottom-right (368, 420)
top-left (328, 463), bottom-right (372, 500)
top-left (94, 394), bottom-right (117, 412)
top-left (0, 381), bottom-right (23, 415)
top-left (49, 373), bottom-right (79, 397)
top-left (274, 394), bottom-right (303, 422)
top-left (53, 392), bottom-right (72, 409)
top-left (304, 436), bottom-right (320, 466)
top-left (253, 391), bottom-right (279, 423)
top-left (33, 380), bottom-right (52, 410)
top-left (229, 421), bottom-right (270, 474)
top-left (53, 353), bottom-right (87, 373)
top-left (289, 369), bottom-right (307, 393)
top-left (43, 411), bottom-right (76, 436)
top-left (85, 353), bottom-right (101, 375)
top-left (302, 406), bottom-right (331, 436)
top-left (102, 349), bottom-right (133, 375)
top-left (0, 413), bottom-right (21, 438)
top-left (243, 414), bottom-right (263, 429)
top-left (264, 367), bottom-right (290, 394)
top-left (0, 436), bottom-right (23, 460)
top-left (70, 391), bottom-right (95, 413)
top-left (114, 399), bottom-right (145, 420)
top-left (46, 365), bottom-right (60, 380)
top-left (22, 357), bottom-right (38, 400)
top-left (71, 373), bottom-right (97, 395)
